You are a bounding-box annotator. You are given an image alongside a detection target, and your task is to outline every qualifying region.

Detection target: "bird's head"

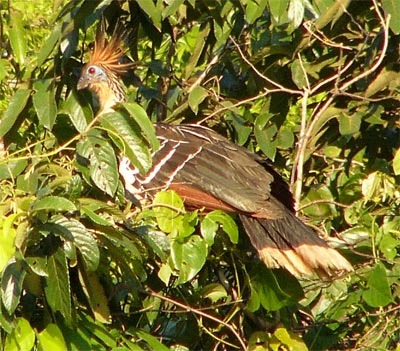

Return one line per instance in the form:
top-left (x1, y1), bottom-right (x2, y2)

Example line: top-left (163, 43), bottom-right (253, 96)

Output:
top-left (77, 21), bottom-right (134, 112)
top-left (77, 64), bottom-right (109, 90)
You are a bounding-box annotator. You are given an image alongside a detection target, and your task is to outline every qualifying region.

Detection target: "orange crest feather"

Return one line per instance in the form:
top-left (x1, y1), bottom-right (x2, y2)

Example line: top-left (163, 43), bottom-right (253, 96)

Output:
top-left (88, 20), bottom-right (134, 76)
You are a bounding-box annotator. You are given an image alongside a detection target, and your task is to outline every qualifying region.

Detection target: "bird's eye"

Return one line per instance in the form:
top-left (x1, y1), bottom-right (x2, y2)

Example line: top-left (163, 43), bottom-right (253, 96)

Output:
top-left (88, 66), bottom-right (96, 75)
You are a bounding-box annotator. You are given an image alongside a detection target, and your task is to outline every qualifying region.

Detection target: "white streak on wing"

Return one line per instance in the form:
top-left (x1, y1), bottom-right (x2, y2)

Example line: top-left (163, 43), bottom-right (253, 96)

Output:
top-left (164, 145), bottom-right (203, 188)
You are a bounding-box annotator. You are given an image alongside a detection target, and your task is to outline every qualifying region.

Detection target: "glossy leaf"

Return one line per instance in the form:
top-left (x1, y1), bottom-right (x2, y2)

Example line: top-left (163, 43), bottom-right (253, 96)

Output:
top-left (153, 190), bottom-right (185, 234)
top-left (37, 323), bottom-right (68, 351)
top-left (78, 268), bottom-right (111, 324)
top-left (100, 111), bottom-right (152, 175)
top-left (53, 215), bottom-right (100, 271)
top-left (1, 259), bottom-right (26, 315)
top-left (135, 0), bottom-right (162, 30)
top-left (0, 159), bottom-right (28, 180)
top-left (0, 89), bottom-right (31, 137)
top-left (44, 249), bottom-right (72, 323)
top-left (32, 79), bottom-right (57, 130)
top-left (76, 131), bottom-right (119, 196)
top-left (382, 0), bottom-right (400, 34)
top-left (62, 90), bottom-right (92, 133)
top-left (31, 195), bottom-right (77, 213)
top-left (4, 318), bottom-right (35, 351)
top-left (121, 102), bottom-right (159, 151)
top-left (362, 262), bottom-right (393, 308)
top-left (201, 210), bottom-right (238, 244)
top-left (393, 148), bottom-right (400, 175)
top-left (8, 15), bottom-right (26, 64)
top-left (171, 235), bottom-right (207, 284)
top-left (188, 86), bottom-right (208, 114)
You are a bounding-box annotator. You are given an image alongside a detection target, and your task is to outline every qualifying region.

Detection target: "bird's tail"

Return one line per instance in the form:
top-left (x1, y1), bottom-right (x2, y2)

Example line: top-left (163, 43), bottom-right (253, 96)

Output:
top-left (239, 212), bottom-right (353, 277)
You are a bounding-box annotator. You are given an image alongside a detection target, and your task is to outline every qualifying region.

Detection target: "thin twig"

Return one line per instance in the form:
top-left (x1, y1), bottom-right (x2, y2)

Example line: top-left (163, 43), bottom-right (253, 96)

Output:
top-left (148, 290), bottom-right (247, 351)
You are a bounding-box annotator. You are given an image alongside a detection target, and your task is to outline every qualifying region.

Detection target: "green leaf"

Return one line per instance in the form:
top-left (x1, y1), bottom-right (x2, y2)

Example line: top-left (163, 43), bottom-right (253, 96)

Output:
top-left (276, 127), bottom-right (294, 149)
top-left (31, 195), bottom-right (77, 212)
top-left (248, 268), bottom-right (303, 312)
top-left (274, 327), bottom-right (308, 351)
top-left (362, 262), bottom-right (393, 308)
top-left (37, 323), bottom-right (68, 351)
top-left (200, 283), bottom-right (228, 303)
top-left (361, 171), bottom-right (381, 201)
top-left (9, 15), bottom-right (27, 64)
top-left (245, 0), bottom-right (268, 24)
top-left (135, 0), bottom-right (162, 30)
top-left (153, 190), bottom-right (185, 234)
top-left (0, 219), bottom-right (16, 273)
top-left (268, 0), bottom-right (290, 25)
top-left (0, 158), bottom-right (28, 180)
top-left (100, 110), bottom-right (152, 174)
top-left (379, 234), bottom-right (398, 261)
top-left (1, 259), bottom-right (26, 315)
top-left (254, 113), bottom-right (278, 160)
top-left (4, 318), bottom-right (35, 351)
top-left (37, 23), bottom-right (62, 67)
top-left (337, 111), bottom-right (361, 135)
top-left (171, 235), bottom-right (207, 284)
top-left (62, 90), bottom-right (92, 133)
top-left (0, 59), bottom-right (6, 81)
top-left (78, 268), bottom-right (111, 324)
top-left (288, 0), bottom-right (305, 28)
top-left (44, 249), bottom-right (72, 323)
top-left (135, 330), bottom-right (170, 351)
top-left (382, 0), bottom-right (400, 34)
top-left (32, 79), bottom-right (57, 130)
top-left (162, 0), bottom-right (185, 19)
top-left (0, 89), bottom-right (31, 137)
top-left (76, 131), bottom-right (119, 196)
top-left (201, 210), bottom-right (238, 244)
top-left (393, 148), bottom-right (400, 175)
top-left (303, 185), bottom-right (335, 218)
top-left (120, 102), bottom-right (159, 151)
top-left (53, 215), bottom-right (100, 271)
top-left (188, 86), bottom-right (208, 114)
top-left (183, 23), bottom-right (211, 80)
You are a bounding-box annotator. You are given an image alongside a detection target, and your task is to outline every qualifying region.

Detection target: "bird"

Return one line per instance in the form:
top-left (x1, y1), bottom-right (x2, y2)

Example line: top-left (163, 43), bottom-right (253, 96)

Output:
top-left (77, 22), bottom-right (353, 277)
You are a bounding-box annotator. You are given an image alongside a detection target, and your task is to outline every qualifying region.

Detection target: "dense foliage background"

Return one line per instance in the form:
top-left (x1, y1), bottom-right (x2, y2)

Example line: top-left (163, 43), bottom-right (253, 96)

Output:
top-left (1, 0), bottom-right (400, 350)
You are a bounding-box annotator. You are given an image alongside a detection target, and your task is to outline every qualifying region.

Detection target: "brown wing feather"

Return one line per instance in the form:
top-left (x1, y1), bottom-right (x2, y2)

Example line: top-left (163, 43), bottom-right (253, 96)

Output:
top-left (119, 123), bottom-right (352, 277)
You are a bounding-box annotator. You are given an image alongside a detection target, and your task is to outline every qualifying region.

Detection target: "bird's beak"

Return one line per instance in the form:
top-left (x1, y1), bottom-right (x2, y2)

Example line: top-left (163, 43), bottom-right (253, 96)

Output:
top-left (77, 76), bottom-right (88, 90)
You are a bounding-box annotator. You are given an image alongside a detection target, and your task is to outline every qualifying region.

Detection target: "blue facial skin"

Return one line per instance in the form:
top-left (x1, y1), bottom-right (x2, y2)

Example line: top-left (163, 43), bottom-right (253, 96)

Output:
top-left (77, 65), bottom-right (109, 90)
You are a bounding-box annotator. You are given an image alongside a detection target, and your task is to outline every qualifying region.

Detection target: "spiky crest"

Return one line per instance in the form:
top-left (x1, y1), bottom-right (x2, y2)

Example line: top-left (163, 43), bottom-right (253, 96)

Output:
top-left (87, 19), bottom-right (134, 77)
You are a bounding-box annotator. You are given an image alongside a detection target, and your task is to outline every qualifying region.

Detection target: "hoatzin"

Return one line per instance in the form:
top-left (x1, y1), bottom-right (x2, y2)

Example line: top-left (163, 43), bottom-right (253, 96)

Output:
top-left (77, 24), bottom-right (352, 277)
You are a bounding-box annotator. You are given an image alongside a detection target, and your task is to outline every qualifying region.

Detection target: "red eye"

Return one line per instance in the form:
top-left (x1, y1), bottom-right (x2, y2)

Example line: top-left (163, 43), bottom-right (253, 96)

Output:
top-left (88, 67), bottom-right (96, 74)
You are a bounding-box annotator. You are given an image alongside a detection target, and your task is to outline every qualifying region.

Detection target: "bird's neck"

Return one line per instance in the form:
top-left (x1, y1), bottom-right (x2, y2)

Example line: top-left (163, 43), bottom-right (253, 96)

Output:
top-left (89, 81), bottom-right (121, 113)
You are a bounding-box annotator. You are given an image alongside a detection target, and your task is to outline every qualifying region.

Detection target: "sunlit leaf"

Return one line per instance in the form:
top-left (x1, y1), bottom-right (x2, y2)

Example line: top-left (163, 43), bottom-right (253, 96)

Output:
top-left (393, 148), bottom-right (400, 175)
top-left (100, 110), bottom-right (152, 174)
top-left (153, 190), bottom-right (185, 234)
top-left (121, 102), bottom-right (159, 151)
top-left (4, 318), bottom-right (35, 351)
top-left (362, 262), bottom-right (393, 307)
top-left (0, 89), bottom-right (31, 137)
top-left (37, 323), bottom-right (68, 351)
top-left (53, 215), bottom-right (100, 271)
top-left (201, 210), bottom-right (238, 244)
top-left (76, 131), bottom-right (119, 196)
top-left (78, 268), bottom-right (111, 324)
top-left (32, 79), bottom-right (57, 130)
top-left (1, 259), bottom-right (26, 315)
top-left (9, 15), bottom-right (26, 64)
top-left (62, 90), bottom-right (92, 133)
top-left (171, 235), bottom-right (207, 284)
top-left (188, 86), bottom-right (208, 114)
top-left (31, 195), bottom-right (77, 213)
